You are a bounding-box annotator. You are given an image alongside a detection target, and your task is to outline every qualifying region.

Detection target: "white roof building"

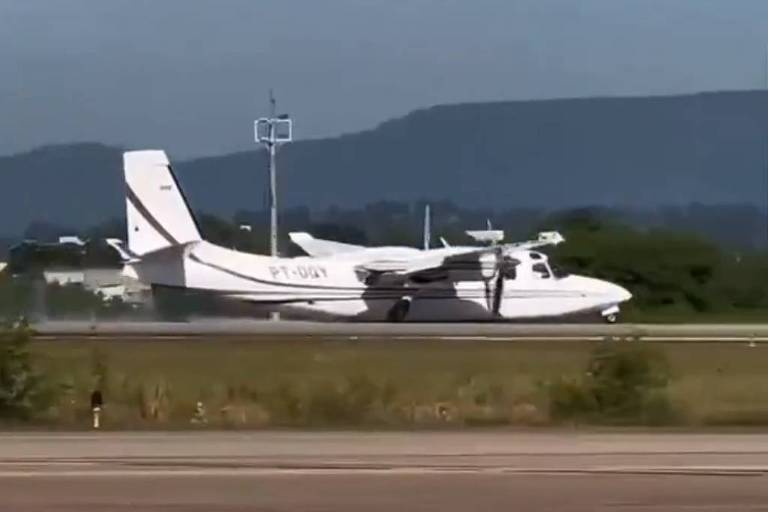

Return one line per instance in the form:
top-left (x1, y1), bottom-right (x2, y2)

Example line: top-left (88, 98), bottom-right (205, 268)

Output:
top-left (43, 266), bottom-right (149, 304)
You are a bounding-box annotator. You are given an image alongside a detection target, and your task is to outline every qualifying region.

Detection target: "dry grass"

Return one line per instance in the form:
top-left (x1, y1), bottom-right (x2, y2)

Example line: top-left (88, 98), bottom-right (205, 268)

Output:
top-left (27, 337), bottom-right (768, 428)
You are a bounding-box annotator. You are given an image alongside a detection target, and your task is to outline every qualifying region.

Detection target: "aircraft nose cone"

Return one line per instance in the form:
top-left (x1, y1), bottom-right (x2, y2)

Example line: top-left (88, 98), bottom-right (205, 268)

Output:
top-left (613, 284), bottom-right (632, 303)
top-left (568, 276), bottom-right (632, 303)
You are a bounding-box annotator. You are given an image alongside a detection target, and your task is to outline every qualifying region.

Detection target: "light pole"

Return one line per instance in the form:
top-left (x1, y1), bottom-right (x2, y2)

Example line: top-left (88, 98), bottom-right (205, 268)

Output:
top-left (255, 92), bottom-right (292, 258)
top-left (255, 93), bottom-right (292, 321)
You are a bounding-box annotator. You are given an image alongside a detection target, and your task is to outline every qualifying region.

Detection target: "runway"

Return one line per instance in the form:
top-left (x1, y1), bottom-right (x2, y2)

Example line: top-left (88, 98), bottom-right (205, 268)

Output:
top-left (32, 319), bottom-right (768, 342)
top-left (2, 431), bottom-right (768, 511)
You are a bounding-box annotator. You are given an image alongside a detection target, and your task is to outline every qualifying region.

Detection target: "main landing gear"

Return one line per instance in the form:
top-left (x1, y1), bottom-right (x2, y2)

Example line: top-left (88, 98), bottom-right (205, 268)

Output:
top-left (387, 297), bottom-right (412, 322)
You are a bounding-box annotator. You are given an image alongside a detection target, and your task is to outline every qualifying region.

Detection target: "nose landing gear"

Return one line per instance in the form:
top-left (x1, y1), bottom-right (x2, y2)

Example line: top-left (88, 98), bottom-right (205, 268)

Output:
top-left (601, 305), bottom-right (621, 324)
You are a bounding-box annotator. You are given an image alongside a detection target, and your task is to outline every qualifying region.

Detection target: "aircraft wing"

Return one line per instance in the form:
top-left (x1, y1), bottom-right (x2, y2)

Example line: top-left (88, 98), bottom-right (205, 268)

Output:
top-left (289, 232), bottom-right (365, 257)
top-left (503, 231), bottom-right (565, 251)
top-left (357, 246), bottom-right (503, 280)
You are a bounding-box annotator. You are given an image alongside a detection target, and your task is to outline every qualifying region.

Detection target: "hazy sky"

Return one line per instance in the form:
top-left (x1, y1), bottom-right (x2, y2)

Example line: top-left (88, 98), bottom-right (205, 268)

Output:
top-left (3, 0), bottom-right (768, 157)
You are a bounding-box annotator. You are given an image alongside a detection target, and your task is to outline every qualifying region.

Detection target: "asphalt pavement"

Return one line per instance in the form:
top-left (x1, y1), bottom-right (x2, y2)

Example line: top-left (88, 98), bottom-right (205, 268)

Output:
top-left (31, 319), bottom-right (768, 341)
top-left (1, 431), bottom-right (768, 511)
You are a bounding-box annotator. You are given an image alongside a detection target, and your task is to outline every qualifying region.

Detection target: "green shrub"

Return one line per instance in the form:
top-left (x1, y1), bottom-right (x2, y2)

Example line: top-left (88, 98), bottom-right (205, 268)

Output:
top-left (549, 343), bottom-right (674, 424)
top-left (0, 322), bottom-right (56, 420)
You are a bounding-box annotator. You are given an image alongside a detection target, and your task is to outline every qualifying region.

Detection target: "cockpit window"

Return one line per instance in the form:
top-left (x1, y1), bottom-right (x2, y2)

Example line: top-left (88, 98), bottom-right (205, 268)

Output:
top-left (532, 262), bottom-right (551, 279)
top-left (530, 252), bottom-right (543, 260)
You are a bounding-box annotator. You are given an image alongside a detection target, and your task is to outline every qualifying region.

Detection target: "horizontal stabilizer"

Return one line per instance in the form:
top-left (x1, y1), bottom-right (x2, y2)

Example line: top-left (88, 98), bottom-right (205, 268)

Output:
top-left (105, 238), bottom-right (139, 263)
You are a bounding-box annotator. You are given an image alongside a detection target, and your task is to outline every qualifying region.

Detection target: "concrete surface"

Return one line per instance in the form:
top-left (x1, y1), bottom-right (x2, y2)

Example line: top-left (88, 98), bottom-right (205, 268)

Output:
top-left (2, 431), bottom-right (768, 511)
top-left (31, 320), bottom-right (768, 341)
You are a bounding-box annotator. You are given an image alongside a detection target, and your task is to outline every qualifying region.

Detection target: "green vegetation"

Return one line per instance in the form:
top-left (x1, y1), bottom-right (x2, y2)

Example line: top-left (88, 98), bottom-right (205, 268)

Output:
top-left (0, 322), bottom-right (55, 421)
top-left (0, 273), bottom-right (132, 321)
top-left (549, 211), bottom-right (768, 321)
top-left (0, 273), bottom-right (35, 320)
top-left (4, 336), bottom-right (765, 429)
top-left (548, 344), bottom-right (674, 425)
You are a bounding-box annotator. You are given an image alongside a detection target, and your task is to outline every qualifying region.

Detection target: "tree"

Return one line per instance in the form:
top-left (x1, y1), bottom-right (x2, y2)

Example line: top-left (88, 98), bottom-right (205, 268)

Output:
top-left (549, 218), bottom-right (729, 317)
top-left (0, 274), bottom-right (35, 321)
top-left (0, 322), bottom-right (53, 420)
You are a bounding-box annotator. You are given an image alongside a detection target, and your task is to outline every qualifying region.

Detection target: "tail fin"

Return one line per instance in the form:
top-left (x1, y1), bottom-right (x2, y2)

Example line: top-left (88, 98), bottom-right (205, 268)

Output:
top-left (124, 150), bottom-right (201, 256)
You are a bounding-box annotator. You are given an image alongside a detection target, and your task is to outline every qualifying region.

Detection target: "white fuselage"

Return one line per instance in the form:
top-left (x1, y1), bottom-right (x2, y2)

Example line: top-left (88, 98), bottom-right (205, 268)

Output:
top-left (130, 241), bottom-right (631, 321)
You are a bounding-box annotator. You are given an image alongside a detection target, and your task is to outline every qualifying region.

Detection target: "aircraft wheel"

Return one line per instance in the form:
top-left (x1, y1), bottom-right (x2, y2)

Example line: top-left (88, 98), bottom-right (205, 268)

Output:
top-left (387, 298), bottom-right (411, 323)
top-left (604, 312), bottom-right (619, 324)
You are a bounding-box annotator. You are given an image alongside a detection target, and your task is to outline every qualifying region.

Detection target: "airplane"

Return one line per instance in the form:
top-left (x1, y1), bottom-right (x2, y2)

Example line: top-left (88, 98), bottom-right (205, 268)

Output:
top-left (111, 149), bottom-right (632, 322)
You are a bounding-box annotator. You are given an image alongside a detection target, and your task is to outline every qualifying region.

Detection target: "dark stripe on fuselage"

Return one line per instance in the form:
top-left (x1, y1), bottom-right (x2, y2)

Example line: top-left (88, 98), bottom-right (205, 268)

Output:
top-left (153, 284), bottom-right (590, 306)
top-left (188, 253), bottom-right (406, 292)
top-left (188, 253), bottom-right (506, 293)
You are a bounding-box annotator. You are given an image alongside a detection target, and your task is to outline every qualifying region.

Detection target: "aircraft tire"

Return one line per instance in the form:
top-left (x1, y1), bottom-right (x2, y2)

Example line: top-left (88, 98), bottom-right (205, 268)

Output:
top-left (387, 299), bottom-right (411, 323)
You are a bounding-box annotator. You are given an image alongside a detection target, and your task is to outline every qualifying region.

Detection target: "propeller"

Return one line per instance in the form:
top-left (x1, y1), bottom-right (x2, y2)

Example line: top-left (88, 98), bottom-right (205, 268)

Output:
top-left (490, 250), bottom-right (519, 317)
top-left (491, 265), bottom-right (504, 316)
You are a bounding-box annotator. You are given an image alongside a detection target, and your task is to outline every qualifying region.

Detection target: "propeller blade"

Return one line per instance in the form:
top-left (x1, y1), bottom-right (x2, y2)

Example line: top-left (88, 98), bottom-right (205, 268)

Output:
top-left (491, 248), bottom-right (505, 316)
top-left (492, 276), bottom-right (503, 316)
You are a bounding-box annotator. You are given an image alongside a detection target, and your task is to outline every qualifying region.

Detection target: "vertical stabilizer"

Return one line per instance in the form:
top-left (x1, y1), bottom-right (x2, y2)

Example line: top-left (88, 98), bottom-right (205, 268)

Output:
top-left (124, 150), bottom-right (201, 256)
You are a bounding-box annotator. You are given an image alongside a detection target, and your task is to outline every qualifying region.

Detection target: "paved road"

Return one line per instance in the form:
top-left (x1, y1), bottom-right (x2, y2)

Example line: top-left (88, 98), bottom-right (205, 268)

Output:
top-left (31, 320), bottom-right (768, 341)
top-left (2, 432), bottom-right (768, 511)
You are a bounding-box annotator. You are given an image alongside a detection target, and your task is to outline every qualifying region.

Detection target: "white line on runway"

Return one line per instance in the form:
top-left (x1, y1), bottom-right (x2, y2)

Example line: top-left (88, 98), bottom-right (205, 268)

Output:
top-left (393, 336), bottom-right (768, 342)
top-left (33, 333), bottom-right (768, 343)
top-left (0, 465), bottom-right (765, 478)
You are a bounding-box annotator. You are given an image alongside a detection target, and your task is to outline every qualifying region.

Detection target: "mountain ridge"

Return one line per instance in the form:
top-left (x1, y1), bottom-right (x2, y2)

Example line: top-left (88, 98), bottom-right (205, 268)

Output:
top-left (2, 89), bottom-right (768, 234)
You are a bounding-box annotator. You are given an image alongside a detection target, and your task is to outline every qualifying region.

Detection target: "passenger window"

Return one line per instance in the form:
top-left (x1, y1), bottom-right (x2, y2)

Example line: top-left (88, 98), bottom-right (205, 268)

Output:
top-left (532, 262), bottom-right (551, 279)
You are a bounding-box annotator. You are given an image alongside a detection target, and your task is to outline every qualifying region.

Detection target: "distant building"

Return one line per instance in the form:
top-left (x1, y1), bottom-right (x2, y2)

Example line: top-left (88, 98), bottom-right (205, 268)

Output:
top-left (57, 235), bottom-right (86, 246)
top-left (43, 268), bottom-right (85, 286)
top-left (10, 239), bottom-right (149, 305)
top-left (42, 267), bottom-right (149, 305)
top-left (9, 239), bottom-right (88, 273)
